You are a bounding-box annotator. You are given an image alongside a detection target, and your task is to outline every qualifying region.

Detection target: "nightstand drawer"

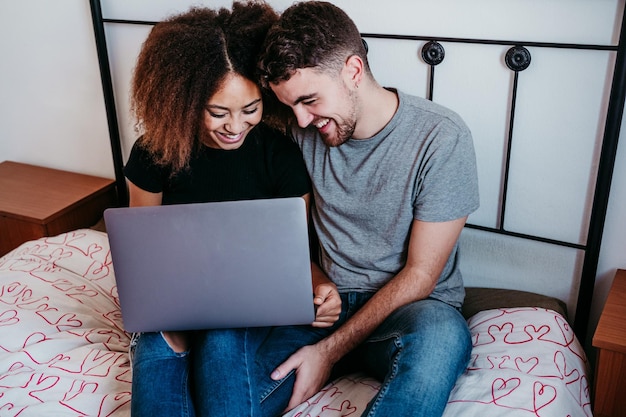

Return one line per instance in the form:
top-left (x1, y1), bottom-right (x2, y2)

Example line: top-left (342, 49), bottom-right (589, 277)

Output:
top-left (0, 161), bottom-right (116, 256)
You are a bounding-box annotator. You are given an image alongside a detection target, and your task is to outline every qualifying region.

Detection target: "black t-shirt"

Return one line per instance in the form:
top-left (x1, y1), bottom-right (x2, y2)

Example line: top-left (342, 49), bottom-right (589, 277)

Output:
top-left (124, 123), bottom-right (311, 205)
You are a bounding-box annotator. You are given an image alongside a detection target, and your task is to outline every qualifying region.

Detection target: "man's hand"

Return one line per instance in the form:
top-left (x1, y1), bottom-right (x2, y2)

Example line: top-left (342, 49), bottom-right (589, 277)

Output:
top-left (312, 282), bottom-right (341, 327)
top-left (271, 343), bottom-right (334, 412)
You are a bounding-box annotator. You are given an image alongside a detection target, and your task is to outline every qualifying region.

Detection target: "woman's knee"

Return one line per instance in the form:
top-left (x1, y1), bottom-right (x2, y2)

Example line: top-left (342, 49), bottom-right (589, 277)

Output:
top-left (132, 332), bottom-right (191, 364)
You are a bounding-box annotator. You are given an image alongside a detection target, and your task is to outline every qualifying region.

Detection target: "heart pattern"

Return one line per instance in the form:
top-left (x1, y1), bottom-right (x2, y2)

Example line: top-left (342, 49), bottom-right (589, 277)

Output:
top-left (0, 230), bottom-right (131, 415)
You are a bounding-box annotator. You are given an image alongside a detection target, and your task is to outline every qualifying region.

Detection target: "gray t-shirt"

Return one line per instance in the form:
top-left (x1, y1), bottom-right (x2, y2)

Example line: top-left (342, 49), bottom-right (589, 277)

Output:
top-left (292, 90), bottom-right (479, 308)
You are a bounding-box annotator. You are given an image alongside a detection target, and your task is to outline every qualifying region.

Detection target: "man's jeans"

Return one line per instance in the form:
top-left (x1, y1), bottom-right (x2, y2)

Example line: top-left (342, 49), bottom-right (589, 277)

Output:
top-left (130, 292), bottom-right (471, 417)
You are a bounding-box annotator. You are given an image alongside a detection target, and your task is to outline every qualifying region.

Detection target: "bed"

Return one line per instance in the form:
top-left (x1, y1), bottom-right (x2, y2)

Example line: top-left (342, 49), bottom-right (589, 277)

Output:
top-left (2, 0), bottom-right (625, 415)
top-left (0, 228), bottom-right (591, 416)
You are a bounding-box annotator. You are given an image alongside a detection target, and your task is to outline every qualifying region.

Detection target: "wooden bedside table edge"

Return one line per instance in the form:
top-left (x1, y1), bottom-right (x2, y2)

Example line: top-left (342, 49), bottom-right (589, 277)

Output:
top-left (0, 183), bottom-right (117, 225)
top-left (592, 269), bottom-right (626, 354)
top-left (0, 160), bottom-right (112, 182)
top-left (39, 183), bottom-right (118, 224)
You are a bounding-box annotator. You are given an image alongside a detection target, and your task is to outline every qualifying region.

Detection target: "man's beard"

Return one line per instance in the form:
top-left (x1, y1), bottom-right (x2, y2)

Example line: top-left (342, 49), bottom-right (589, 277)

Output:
top-left (321, 117), bottom-right (356, 147)
top-left (321, 89), bottom-right (358, 147)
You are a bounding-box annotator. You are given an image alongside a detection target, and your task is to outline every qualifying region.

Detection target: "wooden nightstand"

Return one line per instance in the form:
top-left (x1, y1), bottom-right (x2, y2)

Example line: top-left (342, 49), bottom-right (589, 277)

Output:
top-left (592, 268), bottom-right (626, 417)
top-left (0, 161), bottom-right (117, 256)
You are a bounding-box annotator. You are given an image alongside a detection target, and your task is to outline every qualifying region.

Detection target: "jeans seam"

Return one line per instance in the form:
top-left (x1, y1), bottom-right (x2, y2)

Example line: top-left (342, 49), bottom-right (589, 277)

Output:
top-left (259, 369), bottom-right (296, 403)
top-left (364, 334), bottom-right (403, 417)
top-left (365, 332), bottom-right (401, 344)
top-left (244, 330), bottom-right (253, 415)
top-left (180, 352), bottom-right (191, 417)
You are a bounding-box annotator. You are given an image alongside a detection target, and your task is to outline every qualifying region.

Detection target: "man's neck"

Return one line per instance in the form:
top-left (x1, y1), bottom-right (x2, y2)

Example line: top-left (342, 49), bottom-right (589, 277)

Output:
top-left (352, 83), bottom-right (399, 140)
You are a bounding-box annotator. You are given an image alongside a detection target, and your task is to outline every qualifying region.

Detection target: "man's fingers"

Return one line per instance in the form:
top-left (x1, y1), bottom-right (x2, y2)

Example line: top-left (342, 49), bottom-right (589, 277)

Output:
top-left (286, 370), bottom-right (316, 411)
top-left (271, 356), bottom-right (298, 381)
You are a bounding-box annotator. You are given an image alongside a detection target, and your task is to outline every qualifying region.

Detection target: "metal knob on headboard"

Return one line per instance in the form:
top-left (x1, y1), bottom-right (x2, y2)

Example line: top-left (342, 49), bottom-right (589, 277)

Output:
top-left (421, 41), bottom-right (445, 100)
top-left (421, 40), bottom-right (445, 66)
top-left (505, 45), bottom-right (531, 72)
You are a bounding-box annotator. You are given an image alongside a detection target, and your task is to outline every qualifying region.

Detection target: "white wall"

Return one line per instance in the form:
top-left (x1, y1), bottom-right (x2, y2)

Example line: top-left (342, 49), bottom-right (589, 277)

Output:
top-left (0, 0), bottom-right (624, 351)
top-left (0, 0), bottom-right (113, 177)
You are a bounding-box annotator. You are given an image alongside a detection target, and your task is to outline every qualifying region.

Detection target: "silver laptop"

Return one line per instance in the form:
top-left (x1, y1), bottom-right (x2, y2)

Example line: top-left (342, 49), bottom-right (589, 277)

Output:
top-left (103, 197), bottom-right (314, 332)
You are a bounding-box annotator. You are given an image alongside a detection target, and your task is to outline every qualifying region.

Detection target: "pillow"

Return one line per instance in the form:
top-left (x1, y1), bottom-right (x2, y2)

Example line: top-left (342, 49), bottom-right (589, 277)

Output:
top-left (462, 287), bottom-right (568, 319)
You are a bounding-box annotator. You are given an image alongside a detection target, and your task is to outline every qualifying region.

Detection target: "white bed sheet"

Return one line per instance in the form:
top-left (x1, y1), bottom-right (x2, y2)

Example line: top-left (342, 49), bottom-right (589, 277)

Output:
top-left (0, 230), bottom-right (131, 416)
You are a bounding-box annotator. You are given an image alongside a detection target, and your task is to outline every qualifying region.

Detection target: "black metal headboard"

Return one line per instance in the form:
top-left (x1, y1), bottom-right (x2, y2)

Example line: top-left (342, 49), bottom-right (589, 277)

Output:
top-left (88, 0), bottom-right (625, 342)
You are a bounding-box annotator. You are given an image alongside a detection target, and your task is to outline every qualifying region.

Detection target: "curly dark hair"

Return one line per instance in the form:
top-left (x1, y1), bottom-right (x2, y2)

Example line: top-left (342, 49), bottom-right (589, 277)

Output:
top-left (131, 1), bottom-right (278, 173)
top-left (257, 1), bottom-right (370, 89)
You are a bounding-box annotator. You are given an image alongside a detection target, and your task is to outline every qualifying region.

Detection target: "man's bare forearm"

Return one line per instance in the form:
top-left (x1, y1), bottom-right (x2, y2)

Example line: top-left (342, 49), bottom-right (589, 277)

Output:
top-left (316, 266), bottom-right (436, 364)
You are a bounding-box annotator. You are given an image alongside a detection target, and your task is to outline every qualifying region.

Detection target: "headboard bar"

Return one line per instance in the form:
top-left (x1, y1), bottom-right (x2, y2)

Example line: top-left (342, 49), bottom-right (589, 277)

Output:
top-left (501, 65), bottom-right (521, 231)
top-left (464, 224), bottom-right (586, 251)
top-left (575, 3), bottom-right (626, 341)
top-left (89, 0), bottom-right (127, 207)
top-left (361, 32), bottom-right (618, 52)
top-left (102, 18), bottom-right (158, 26)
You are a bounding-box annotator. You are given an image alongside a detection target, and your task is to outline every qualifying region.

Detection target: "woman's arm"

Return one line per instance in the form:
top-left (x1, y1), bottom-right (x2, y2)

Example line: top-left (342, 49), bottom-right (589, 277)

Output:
top-left (301, 193), bottom-right (341, 328)
top-left (128, 181), bottom-right (162, 207)
top-left (128, 180), bottom-right (190, 352)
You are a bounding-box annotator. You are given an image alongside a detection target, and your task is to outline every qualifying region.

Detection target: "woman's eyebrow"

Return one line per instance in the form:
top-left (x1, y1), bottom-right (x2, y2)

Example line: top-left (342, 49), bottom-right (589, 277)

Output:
top-left (206, 98), bottom-right (262, 111)
top-left (243, 98), bottom-right (262, 108)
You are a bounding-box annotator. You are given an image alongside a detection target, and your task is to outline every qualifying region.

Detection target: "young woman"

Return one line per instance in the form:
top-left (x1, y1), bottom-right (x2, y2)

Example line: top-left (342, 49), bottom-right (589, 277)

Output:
top-left (124, 3), bottom-right (341, 415)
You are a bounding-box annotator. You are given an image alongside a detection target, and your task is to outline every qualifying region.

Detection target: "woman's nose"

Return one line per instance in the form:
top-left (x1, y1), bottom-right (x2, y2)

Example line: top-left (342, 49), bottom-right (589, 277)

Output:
top-left (225, 115), bottom-right (245, 133)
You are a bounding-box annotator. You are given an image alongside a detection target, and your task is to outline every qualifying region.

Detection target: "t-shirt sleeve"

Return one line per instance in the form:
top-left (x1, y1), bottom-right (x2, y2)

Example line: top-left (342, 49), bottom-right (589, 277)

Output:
top-left (123, 138), bottom-right (166, 194)
top-left (413, 119), bottom-right (480, 222)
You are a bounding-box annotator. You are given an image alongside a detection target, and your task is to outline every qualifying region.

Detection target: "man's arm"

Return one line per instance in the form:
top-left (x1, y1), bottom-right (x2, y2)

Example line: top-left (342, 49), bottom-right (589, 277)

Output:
top-left (273, 216), bottom-right (468, 411)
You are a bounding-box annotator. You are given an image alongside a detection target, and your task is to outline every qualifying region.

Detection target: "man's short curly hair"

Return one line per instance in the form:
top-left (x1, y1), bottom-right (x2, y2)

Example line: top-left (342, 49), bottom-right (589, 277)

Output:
top-left (131, 1), bottom-right (278, 173)
top-left (257, 1), bottom-right (370, 89)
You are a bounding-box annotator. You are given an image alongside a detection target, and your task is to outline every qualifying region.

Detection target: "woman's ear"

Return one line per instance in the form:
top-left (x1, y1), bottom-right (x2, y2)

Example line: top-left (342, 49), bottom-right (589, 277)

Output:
top-left (343, 55), bottom-right (364, 89)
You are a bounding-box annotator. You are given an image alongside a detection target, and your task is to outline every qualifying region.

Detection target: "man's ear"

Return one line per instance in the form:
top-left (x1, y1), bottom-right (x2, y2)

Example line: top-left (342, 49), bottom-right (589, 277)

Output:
top-left (343, 55), bottom-right (364, 88)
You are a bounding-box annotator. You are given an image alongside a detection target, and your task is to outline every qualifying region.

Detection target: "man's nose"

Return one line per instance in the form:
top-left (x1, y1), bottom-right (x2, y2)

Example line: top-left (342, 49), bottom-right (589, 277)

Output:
top-left (293, 106), bottom-right (314, 128)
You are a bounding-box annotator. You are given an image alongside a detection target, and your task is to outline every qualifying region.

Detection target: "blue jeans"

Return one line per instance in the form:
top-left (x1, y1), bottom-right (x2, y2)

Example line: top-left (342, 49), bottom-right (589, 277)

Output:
top-left (130, 332), bottom-right (195, 416)
top-left (130, 328), bottom-right (277, 416)
top-left (131, 293), bottom-right (471, 417)
top-left (349, 294), bottom-right (472, 416)
top-left (254, 293), bottom-right (472, 417)
top-left (192, 327), bottom-right (274, 416)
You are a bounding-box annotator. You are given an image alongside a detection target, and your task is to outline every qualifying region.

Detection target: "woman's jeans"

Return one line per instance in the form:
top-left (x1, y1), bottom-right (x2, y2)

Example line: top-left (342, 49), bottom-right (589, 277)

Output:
top-left (130, 332), bottom-right (195, 416)
top-left (130, 292), bottom-right (472, 417)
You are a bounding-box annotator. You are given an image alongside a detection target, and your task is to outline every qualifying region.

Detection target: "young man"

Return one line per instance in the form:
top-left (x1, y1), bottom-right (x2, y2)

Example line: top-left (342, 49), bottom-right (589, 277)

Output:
top-left (257, 2), bottom-right (479, 416)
